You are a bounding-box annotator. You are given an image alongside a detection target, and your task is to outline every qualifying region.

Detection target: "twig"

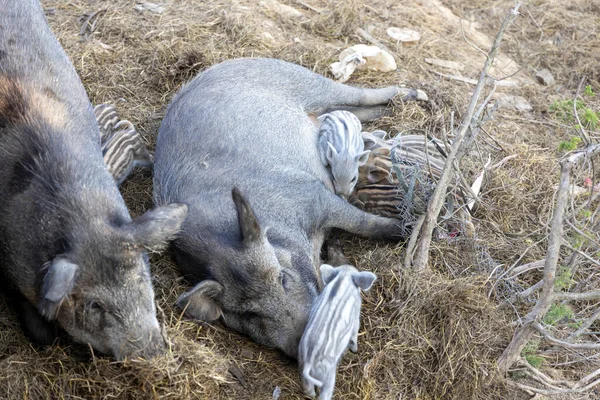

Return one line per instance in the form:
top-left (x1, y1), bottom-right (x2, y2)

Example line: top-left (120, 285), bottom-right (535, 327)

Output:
top-left (519, 357), bottom-right (574, 388)
top-left (509, 259), bottom-right (545, 278)
top-left (403, 214), bottom-right (425, 269)
top-left (355, 27), bottom-right (395, 58)
top-left (459, 19), bottom-right (488, 58)
top-left (498, 148), bottom-right (571, 373)
top-left (459, 86), bottom-right (497, 160)
top-left (292, 0), bottom-right (323, 14)
top-left (407, 3), bottom-right (522, 270)
top-left (565, 219), bottom-right (600, 248)
top-left (560, 241), bottom-right (600, 267)
top-left (573, 77), bottom-right (591, 146)
top-left (555, 290), bottom-right (600, 301)
top-left (570, 308), bottom-right (600, 339)
top-left (533, 322), bottom-right (600, 350)
top-left (79, 9), bottom-right (106, 41)
top-left (504, 279), bottom-right (544, 304)
top-left (432, 71), bottom-right (519, 87)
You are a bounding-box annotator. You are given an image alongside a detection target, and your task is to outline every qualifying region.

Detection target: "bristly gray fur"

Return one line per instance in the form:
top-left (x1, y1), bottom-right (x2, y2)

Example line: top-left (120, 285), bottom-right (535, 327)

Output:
top-left (0, 0), bottom-right (186, 360)
top-left (154, 58), bottom-right (422, 358)
top-left (298, 264), bottom-right (376, 400)
top-left (317, 110), bottom-right (370, 198)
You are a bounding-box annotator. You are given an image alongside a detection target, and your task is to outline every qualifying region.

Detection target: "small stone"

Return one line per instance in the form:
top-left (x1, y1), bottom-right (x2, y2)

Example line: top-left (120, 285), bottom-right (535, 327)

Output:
top-left (272, 386), bottom-right (282, 399)
top-left (386, 27), bottom-right (420, 45)
top-left (260, 32), bottom-right (278, 47)
top-left (240, 348), bottom-right (254, 359)
top-left (497, 95), bottom-right (533, 112)
top-left (134, 2), bottom-right (166, 14)
top-left (259, 0), bottom-right (304, 19)
top-left (424, 58), bottom-right (464, 71)
top-left (535, 68), bottom-right (555, 86)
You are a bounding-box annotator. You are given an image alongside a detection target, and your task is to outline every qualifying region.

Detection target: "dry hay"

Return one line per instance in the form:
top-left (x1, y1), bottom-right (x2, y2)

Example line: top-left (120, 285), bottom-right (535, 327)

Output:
top-left (1, 0), bottom-right (600, 398)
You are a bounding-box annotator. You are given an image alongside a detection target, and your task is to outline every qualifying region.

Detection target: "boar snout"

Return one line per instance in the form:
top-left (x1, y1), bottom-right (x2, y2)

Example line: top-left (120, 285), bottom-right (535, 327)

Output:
top-left (116, 326), bottom-right (166, 361)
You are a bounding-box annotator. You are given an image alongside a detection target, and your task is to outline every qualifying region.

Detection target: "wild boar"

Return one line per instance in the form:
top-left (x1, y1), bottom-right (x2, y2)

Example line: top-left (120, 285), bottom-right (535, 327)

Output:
top-left (298, 264), bottom-right (376, 400)
top-left (317, 110), bottom-right (370, 198)
top-left (154, 58), bottom-right (425, 357)
top-left (0, 0), bottom-right (187, 360)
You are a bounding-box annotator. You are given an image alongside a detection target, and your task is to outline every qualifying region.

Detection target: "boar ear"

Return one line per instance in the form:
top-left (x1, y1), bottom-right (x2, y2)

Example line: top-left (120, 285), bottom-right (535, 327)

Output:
top-left (232, 187), bottom-right (263, 244)
top-left (320, 264), bottom-right (339, 285)
top-left (38, 258), bottom-right (79, 320)
top-left (357, 150), bottom-right (371, 166)
top-left (326, 142), bottom-right (337, 163)
top-left (176, 280), bottom-right (224, 321)
top-left (128, 203), bottom-right (188, 251)
top-left (352, 271), bottom-right (377, 291)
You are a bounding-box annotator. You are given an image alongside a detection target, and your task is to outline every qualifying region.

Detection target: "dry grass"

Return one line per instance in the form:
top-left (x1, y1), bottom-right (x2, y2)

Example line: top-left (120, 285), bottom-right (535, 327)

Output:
top-left (1, 0), bottom-right (600, 398)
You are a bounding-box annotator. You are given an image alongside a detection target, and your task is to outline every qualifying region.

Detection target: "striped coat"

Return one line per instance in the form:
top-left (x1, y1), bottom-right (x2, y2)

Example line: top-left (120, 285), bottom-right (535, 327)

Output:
top-left (317, 111), bottom-right (370, 198)
top-left (94, 104), bottom-right (153, 185)
top-left (298, 264), bottom-right (376, 400)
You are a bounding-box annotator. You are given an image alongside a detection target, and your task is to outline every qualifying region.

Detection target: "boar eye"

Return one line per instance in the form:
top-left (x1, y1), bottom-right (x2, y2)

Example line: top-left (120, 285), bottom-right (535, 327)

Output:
top-left (351, 177), bottom-right (357, 184)
top-left (279, 270), bottom-right (292, 290)
top-left (89, 301), bottom-right (104, 314)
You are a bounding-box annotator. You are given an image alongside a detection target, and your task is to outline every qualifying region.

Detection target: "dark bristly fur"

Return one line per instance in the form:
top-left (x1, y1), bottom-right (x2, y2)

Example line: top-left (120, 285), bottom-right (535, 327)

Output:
top-left (0, 0), bottom-right (187, 360)
top-left (155, 58), bottom-right (425, 358)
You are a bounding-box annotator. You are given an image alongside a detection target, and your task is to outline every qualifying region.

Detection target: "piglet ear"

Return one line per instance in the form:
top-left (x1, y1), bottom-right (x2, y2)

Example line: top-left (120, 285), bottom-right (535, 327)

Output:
top-left (362, 135), bottom-right (377, 150)
top-left (357, 150), bottom-right (371, 166)
top-left (326, 142), bottom-right (337, 164)
top-left (128, 203), bottom-right (188, 251)
top-left (371, 130), bottom-right (387, 140)
top-left (352, 271), bottom-right (377, 291)
top-left (38, 258), bottom-right (79, 320)
top-left (320, 264), bottom-right (339, 285)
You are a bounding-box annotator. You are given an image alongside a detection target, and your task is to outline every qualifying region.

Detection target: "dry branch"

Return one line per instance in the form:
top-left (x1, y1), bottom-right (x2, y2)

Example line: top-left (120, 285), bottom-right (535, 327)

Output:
top-left (533, 322), bottom-right (600, 350)
top-left (497, 152), bottom-right (572, 372)
top-left (555, 290), bottom-right (600, 301)
top-left (570, 308), bottom-right (600, 339)
top-left (406, 3), bottom-right (522, 270)
top-left (499, 142), bottom-right (600, 396)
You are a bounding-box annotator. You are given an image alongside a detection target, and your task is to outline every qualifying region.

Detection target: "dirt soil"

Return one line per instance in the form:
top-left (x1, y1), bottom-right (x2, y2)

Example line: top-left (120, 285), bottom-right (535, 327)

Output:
top-left (1, 0), bottom-right (599, 399)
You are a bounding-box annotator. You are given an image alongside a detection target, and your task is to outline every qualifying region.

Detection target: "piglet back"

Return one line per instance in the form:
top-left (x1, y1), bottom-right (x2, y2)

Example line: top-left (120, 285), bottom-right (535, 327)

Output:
top-left (298, 266), bottom-right (361, 379)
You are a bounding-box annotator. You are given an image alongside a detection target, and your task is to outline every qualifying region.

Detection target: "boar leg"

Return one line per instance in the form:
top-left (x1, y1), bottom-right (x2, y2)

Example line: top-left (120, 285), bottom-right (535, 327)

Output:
top-left (307, 84), bottom-right (398, 115)
top-left (321, 191), bottom-right (404, 241)
top-left (327, 105), bottom-right (390, 123)
top-left (13, 294), bottom-right (62, 346)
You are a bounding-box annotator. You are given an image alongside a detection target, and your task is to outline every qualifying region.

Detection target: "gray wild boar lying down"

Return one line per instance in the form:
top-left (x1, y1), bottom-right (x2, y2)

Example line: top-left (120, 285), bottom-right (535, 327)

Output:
top-left (298, 264), bottom-right (377, 400)
top-left (154, 58), bottom-right (425, 357)
top-left (0, 0), bottom-right (187, 360)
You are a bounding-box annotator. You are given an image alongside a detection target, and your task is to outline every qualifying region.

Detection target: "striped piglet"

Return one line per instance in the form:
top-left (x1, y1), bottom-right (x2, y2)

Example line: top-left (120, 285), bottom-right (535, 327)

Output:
top-left (298, 264), bottom-right (377, 400)
top-left (318, 110), bottom-right (370, 198)
top-left (94, 104), bottom-right (153, 185)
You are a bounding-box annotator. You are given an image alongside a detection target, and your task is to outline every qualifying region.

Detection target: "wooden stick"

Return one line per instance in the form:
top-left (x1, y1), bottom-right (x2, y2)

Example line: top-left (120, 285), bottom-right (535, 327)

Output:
top-left (497, 154), bottom-right (571, 372)
top-left (407, 3), bottom-right (522, 270)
